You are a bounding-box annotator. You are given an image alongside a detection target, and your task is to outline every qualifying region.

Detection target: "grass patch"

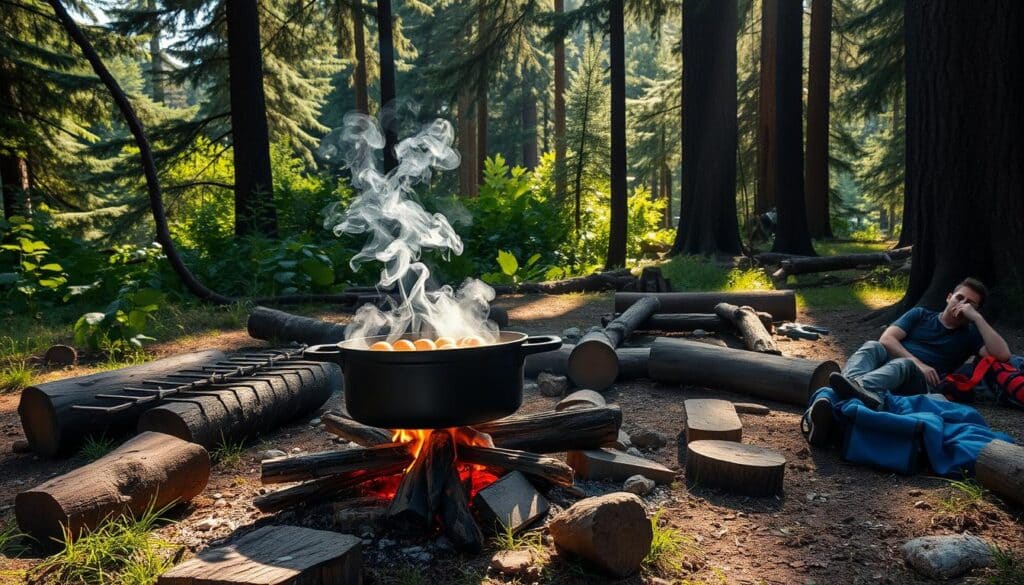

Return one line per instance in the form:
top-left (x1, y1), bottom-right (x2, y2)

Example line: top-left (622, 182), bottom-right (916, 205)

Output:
top-left (660, 255), bottom-right (773, 293)
top-left (0, 360), bottom-right (34, 392)
top-left (796, 271), bottom-right (908, 311)
top-left (78, 435), bottom-right (117, 461)
top-left (986, 544), bottom-right (1024, 584)
top-left (643, 508), bottom-right (704, 576)
top-left (937, 477), bottom-right (987, 514)
top-left (211, 433), bottom-right (247, 467)
top-left (490, 521), bottom-right (546, 556)
top-left (0, 518), bottom-right (31, 557)
top-left (30, 504), bottom-right (179, 585)
top-left (813, 239), bottom-right (895, 256)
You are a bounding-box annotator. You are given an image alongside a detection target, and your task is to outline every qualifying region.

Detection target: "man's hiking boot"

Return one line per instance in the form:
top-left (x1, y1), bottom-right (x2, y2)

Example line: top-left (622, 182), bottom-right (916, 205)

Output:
top-left (801, 395), bottom-right (836, 447)
top-left (829, 372), bottom-right (883, 410)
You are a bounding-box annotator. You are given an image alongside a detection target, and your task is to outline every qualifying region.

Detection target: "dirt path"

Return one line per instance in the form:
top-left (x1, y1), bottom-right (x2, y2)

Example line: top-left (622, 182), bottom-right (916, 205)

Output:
top-left (1, 293), bottom-right (1022, 584)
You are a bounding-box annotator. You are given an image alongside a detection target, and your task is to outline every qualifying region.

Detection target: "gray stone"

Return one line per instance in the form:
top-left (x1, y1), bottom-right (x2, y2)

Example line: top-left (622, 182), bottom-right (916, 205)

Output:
top-left (626, 447), bottom-right (643, 457)
top-left (537, 371), bottom-right (569, 397)
top-left (603, 429), bottom-right (632, 451)
top-left (261, 449), bottom-right (287, 460)
top-left (473, 471), bottom-right (550, 533)
top-left (629, 429), bottom-right (668, 449)
top-left (195, 518), bottom-right (221, 532)
top-left (491, 550), bottom-right (537, 577)
top-left (377, 538), bottom-right (397, 549)
top-left (902, 534), bottom-right (993, 580)
top-left (290, 447), bottom-right (303, 454)
top-left (623, 475), bottom-right (655, 496)
top-left (214, 499), bottom-right (227, 508)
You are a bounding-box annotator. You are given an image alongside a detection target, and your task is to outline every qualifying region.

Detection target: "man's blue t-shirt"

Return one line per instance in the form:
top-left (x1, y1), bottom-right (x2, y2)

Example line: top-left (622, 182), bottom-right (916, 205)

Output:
top-left (891, 307), bottom-right (984, 376)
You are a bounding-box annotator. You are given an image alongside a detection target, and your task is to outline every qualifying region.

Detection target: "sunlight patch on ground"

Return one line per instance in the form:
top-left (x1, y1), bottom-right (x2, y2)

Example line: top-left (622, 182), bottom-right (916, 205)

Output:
top-left (503, 293), bottom-right (603, 321)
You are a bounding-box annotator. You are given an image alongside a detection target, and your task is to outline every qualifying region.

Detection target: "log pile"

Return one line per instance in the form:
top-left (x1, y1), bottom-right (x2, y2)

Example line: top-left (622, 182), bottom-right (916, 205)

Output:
top-left (568, 296), bottom-right (660, 390)
top-left (615, 291), bottom-right (797, 323)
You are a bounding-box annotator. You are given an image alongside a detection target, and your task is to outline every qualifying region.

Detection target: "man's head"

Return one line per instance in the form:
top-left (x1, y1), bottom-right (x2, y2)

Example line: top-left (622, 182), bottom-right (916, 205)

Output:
top-left (942, 277), bottom-right (987, 326)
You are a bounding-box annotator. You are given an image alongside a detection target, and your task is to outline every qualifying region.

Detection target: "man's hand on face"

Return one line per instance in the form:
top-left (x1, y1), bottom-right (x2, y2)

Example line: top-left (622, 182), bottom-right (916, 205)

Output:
top-left (955, 302), bottom-right (981, 323)
top-left (914, 359), bottom-right (941, 386)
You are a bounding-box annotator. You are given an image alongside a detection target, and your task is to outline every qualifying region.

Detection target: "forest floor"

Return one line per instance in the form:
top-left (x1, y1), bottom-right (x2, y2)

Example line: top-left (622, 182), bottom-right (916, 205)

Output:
top-left (1, 290), bottom-right (1023, 584)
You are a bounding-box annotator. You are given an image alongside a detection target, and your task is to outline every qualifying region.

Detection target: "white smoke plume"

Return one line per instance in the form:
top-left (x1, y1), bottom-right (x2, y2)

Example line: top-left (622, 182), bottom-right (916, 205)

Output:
top-left (319, 113), bottom-right (499, 346)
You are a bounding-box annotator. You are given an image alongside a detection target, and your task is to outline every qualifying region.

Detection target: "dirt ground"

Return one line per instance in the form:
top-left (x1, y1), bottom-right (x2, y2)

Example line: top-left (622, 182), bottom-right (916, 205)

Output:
top-left (1, 292), bottom-right (1023, 584)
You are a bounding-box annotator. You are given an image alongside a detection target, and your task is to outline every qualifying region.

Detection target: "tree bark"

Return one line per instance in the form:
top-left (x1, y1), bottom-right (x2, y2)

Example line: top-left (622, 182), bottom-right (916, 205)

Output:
top-left (376, 0), bottom-right (397, 171)
top-left (713, 302), bottom-right (780, 354)
top-left (756, 0), bottom-right (778, 215)
top-left (15, 432), bottom-right (209, 546)
top-left (352, 4), bottom-right (369, 115)
top-left (226, 0), bottom-right (277, 237)
top-left (770, 0), bottom-right (815, 255)
top-left (672, 0), bottom-right (740, 255)
top-left (605, 0), bottom-right (627, 269)
top-left (147, 0), bottom-right (164, 103)
top-left (476, 9), bottom-right (488, 186)
top-left (975, 440), bottom-right (1024, 507)
top-left (553, 0), bottom-right (567, 199)
top-left (0, 58), bottom-right (30, 219)
top-left (457, 90), bottom-right (478, 197)
top-left (805, 0), bottom-right (832, 238)
top-left (521, 78), bottom-right (538, 169)
top-left (894, 0), bottom-right (1024, 313)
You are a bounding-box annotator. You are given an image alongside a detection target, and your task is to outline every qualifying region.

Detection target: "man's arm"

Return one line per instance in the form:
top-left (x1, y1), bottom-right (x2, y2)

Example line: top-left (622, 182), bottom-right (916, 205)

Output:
top-left (879, 325), bottom-right (941, 386)
top-left (959, 304), bottom-right (1012, 361)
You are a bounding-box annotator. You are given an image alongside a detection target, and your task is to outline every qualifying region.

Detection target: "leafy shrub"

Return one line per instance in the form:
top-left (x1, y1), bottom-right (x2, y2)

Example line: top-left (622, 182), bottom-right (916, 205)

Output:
top-left (850, 223), bottom-right (886, 242)
top-left (0, 215), bottom-right (69, 308)
top-left (74, 287), bottom-right (164, 350)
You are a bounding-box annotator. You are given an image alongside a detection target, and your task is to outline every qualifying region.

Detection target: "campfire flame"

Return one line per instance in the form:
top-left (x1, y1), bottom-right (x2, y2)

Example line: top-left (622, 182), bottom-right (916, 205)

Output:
top-left (372, 427), bottom-right (499, 500)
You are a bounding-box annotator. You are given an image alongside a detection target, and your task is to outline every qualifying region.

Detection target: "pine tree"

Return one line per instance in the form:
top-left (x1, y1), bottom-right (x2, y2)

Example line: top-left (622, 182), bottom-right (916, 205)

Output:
top-left (565, 39), bottom-right (610, 242)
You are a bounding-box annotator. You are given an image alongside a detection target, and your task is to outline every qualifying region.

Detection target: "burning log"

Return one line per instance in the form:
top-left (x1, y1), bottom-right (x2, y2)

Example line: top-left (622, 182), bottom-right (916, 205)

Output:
top-left (473, 405), bottom-right (622, 453)
top-left (137, 360), bottom-right (339, 449)
top-left (261, 443), bottom-right (412, 484)
top-left (16, 432), bottom-right (209, 545)
top-left (322, 411), bottom-right (392, 447)
top-left (458, 445), bottom-right (574, 487)
top-left (713, 303), bottom-right (780, 354)
top-left (18, 349), bottom-right (225, 457)
top-left (439, 465), bottom-right (484, 552)
top-left (649, 338), bottom-right (838, 406)
top-left (491, 268), bottom-right (635, 295)
top-left (254, 462), bottom-right (407, 513)
top-left (568, 296), bottom-right (660, 391)
top-left (388, 431), bottom-right (453, 532)
top-left (246, 306), bottom-right (349, 345)
top-left (614, 291), bottom-right (797, 323)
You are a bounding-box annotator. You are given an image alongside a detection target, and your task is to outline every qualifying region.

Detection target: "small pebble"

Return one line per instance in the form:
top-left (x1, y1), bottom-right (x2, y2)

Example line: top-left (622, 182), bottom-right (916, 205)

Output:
top-left (290, 447), bottom-right (302, 454)
top-left (914, 500), bottom-right (931, 510)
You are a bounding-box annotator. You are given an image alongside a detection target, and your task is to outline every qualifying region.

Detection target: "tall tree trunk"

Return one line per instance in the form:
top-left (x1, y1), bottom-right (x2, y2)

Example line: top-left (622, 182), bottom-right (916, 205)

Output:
top-left (376, 0), bottom-right (397, 171)
top-left (0, 156), bottom-right (29, 219)
top-left (147, 0), bottom-right (164, 104)
top-left (457, 91), bottom-right (477, 197)
top-left (661, 162), bottom-right (672, 228)
top-left (352, 5), bottom-right (369, 115)
top-left (521, 79), bottom-right (538, 169)
top-left (769, 0), bottom-right (815, 255)
top-left (225, 0), bottom-right (277, 237)
top-left (476, 8), bottom-right (488, 185)
top-left (896, 0), bottom-right (1023, 312)
top-left (755, 0), bottom-right (778, 215)
top-left (605, 0), bottom-right (628, 269)
top-left (542, 93), bottom-right (550, 153)
top-left (671, 0), bottom-right (740, 256)
top-left (805, 0), bottom-right (832, 238)
top-left (553, 0), bottom-right (567, 199)
top-left (892, 91), bottom-right (913, 248)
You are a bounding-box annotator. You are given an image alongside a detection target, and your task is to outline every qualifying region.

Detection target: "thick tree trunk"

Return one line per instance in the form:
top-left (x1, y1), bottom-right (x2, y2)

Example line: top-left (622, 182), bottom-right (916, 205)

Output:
top-left (661, 162), bottom-right (672, 228)
top-left (521, 79), bottom-right (538, 169)
top-left (895, 1), bottom-right (1023, 313)
top-left (226, 0), bottom-right (277, 237)
top-left (553, 0), bottom-right (567, 199)
top-left (756, 0), bottom-right (778, 215)
top-left (352, 5), bottom-right (369, 115)
top-left (0, 155), bottom-right (29, 219)
top-left (805, 0), bottom-right (832, 238)
top-left (147, 0), bottom-right (164, 103)
top-left (672, 0), bottom-right (740, 255)
top-left (376, 0), bottom-right (398, 171)
top-left (16, 432), bottom-right (209, 546)
top-left (457, 90), bottom-right (478, 197)
top-left (770, 0), bottom-right (815, 255)
top-left (606, 0), bottom-right (628, 269)
top-left (476, 9), bottom-right (488, 185)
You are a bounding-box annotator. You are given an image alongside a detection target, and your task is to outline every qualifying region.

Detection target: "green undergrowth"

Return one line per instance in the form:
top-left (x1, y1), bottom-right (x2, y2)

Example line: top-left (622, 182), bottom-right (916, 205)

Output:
top-left (986, 545), bottom-right (1024, 584)
top-left (643, 508), bottom-right (704, 577)
top-left (0, 359), bottom-right (35, 392)
top-left (0, 518), bottom-right (31, 557)
top-left (937, 477), bottom-right (987, 514)
top-left (210, 432), bottom-right (247, 467)
top-left (77, 435), bottom-right (117, 462)
top-left (658, 255), bottom-right (773, 293)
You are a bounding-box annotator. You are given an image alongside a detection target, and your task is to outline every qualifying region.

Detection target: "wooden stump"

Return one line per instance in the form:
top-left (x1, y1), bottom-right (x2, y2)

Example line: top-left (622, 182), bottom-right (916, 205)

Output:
top-left (549, 492), bottom-right (652, 577)
top-left (975, 440), bottom-right (1024, 506)
top-left (685, 399), bottom-right (742, 443)
top-left (566, 448), bottom-right (676, 484)
top-left (555, 390), bottom-right (607, 412)
top-left (43, 345), bottom-right (77, 366)
top-left (568, 296), bottom-right (660, 391)
top-left (615, 291), bottom-right (797, 322)
top-left (157, 525), bottom-right (362, 585)
top-left (16, 431), bottom-right (209, 545)
top-left (18, 349), bottom-right (225, 457)
top-left (685, 440), bottom-right (785, 497)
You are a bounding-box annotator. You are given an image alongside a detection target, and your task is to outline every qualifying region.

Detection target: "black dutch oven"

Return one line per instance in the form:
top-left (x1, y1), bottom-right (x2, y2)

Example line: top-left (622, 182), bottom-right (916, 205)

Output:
top-left (305, 331), bottom-right (561, 429)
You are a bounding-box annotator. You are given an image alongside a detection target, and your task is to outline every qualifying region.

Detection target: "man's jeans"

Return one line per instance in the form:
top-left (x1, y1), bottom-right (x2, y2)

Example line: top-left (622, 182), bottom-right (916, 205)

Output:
top-left (841, 341), bottom-right (930, 395)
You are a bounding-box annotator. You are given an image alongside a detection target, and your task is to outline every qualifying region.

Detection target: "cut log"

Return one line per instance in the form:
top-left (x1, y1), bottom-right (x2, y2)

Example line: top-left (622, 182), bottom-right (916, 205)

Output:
top-left (555, 390), bottom-right (607, 412)
top-left (771, 248), bottom-right (914, 279)
top-left (246, 306), bottom-right (349, 345)
top-left (43, 345), bottom-right (77, 366)
top-left (684, 399), bottom-right (742, 443)
top-left (472, 471), bottom-right (550, 534)
top-left (548, 492), bottom-right (653, 578)
top-left (254, 462), bottom-right (406, 513)
top-left (322, 411), bottom-right (392, 447)
top-left (649, 337), bottom-right (838, 406)
top-left (137, 361), bottom-right (339, 449)
top-left (16, 431), bottom-right (209, 545)
top-left (18, 349), bottom-right (225, 457)
top-left (157, 525), bottom-right (362, 585)
top-left (685, 440), bottom-right (785, 496)
top-left (492, 268), bottom-right (634, 295)
top-left (975, 440), bottom-right (1024, 506)
top-left (261, 443), bottom-right (412, 484)
top-left (566, 448), bottom-right (676, 484)
top-left (458, 445), bottom-right (574, 487)
top-left (616, 347), bottom-right (651, 380)
top-left (614, 291), bottom-right (797, 323)
top-left (473, 405), bottom-right (622, 453)
top-left (568, 296), bottom-right (660, 390)
top-left (526, 345), bottom-right (649, 382)
top-left (604, 312), bottom-right (774, 333)
top-left (713, 303), bottom-right (780, 354)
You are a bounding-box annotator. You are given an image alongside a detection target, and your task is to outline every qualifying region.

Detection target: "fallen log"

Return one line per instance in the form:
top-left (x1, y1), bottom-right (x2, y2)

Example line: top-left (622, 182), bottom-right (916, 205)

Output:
top-left (614, 291), bottom-right (797, 323)
top-left (525, 345), bottom-right (649, 382)
top-left (322, 411), bottom-right (392, 447)
top-left (473, 405), bottom-right (623, 453)
top-left (569, 296), bottom-right (660, 390)
top-left (246, 306), bottom-right (349, 345)
top-left (492, 269), bottom-right (634, 295)
top-left (602, 312), bottom-right (773, 333)
top-left (685, 440), bottom-right (785, 497)
top-left (772, 249), bottom-right (913, 280)
top-left (137, 361), bottom-right (339, 449)
top-left (714, 303), bottom-right (780, 354)
top-left (261, 443), bottom-right (412, 484)
top-left (648, 337), bottom-right (838, 406)
top-left (16, 431), bottom-right (209, 545)
top-left (458, 445), bottom-right (575, 487)
top-left (975, 440), bottom-right (1024, 507)
top-left (754, 247), bottom-right (912, 267)
top-left (18, 349), bottom-right (225, 457)
top-left (253, 462), bottom-right (407, 513)
top-left (616, 347), bottom-right (651, 380)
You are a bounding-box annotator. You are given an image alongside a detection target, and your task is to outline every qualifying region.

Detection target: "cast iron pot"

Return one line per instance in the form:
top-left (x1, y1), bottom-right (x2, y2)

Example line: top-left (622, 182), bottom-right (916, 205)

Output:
top-left (305, 331), bottom-right (562, 429)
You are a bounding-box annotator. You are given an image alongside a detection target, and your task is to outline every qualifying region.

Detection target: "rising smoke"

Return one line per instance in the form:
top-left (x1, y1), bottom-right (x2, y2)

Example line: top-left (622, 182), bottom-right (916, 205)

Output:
top-left (319, 113), bottom-right (499, 345)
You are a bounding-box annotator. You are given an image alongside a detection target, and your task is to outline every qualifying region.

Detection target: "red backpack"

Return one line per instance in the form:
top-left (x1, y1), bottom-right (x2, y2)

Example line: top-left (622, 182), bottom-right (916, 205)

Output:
top-left (940, 356), bottom-right (1024, 407)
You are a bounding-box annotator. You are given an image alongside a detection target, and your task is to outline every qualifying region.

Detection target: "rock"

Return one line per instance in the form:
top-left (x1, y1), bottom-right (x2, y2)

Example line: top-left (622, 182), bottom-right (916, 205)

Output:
top-left (626, 447), bottom-right (643, 457)
top-left (195, 518), bottom-right (221, 532)
top-left (549, 492), bottom-right (652, 577)
top-left (623, 475), bottom-right (655, 496)
top-left (561, 327), bottom-right (582, 344)
top-left (913, 500), bottom-right (931, 510)
top-left (309, 418), bottom-right (321, 426)
top-left (490, 549), bottom-right (536, 576)
top-left (290, 447), bottom-right (302, 454)
top-left (603, 429), bottom-right (631, 451)
top-left (12, 439), bottom-right (30, 454)
top-left (537, 372), bottom-right (569, 397)
top-left (629, 429), bottom-right (668, 449)
top-left (902, 534), bottom-right (993, 580)
top-left (377, 538), bottom-right (397, 549)
top-left (214, 499), bottom-right (227, 508)
top-left (261, 449), bottom-right (287, 460)
top-left (212, 492), bottom-right (223, 499)
top-left (43, 344), bottom-right (77, 366)
top-left (908, 489), bottom-right (923, 497)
